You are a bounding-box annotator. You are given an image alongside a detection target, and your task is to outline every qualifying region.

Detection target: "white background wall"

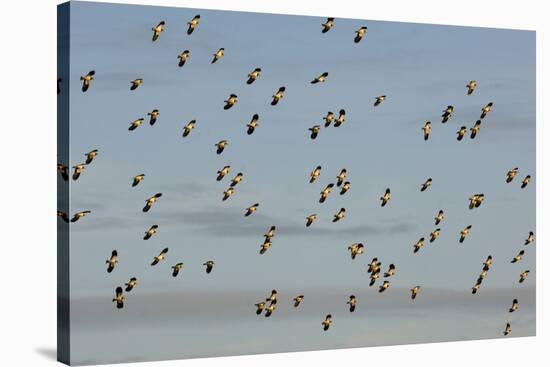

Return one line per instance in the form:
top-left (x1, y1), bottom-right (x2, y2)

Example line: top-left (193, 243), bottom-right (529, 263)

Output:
top-left (0, 0), bottom-right (547, 366)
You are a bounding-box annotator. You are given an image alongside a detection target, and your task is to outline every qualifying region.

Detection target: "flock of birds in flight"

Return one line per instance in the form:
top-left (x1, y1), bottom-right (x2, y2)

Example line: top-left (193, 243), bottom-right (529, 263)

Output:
top-left (57, 14), bottom-right (534, 337)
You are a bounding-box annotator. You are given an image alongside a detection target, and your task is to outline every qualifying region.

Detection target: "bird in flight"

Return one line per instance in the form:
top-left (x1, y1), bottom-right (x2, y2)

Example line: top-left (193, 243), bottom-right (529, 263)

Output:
top-left (259, 240), bottom-right (271, 255)
top-left (466, 80), bottom-right (477, 95)
top-left (347, 243), bottom-right (364, 259)
top-left (521, 175), bottom-right (531, 189)
top-left (384, 264), bottom-right (396, 277)
top-left (293, 295), bottom-right (304, 308)
top-left (420, 178), bottom-right (432, 192)
top-left (244, 203), bottom-right (259, 216)
top-left (70, 210), bottom-right (91, 223)
top-left (171, 263), bottom-right (183, 277)
top-left (347, 295), bottom-right (357, 312)
top-left (246, 114), bottom-right (259, 135)
top-left (72, 164), bottom-right (86, 180)
top-left (322, 314), bottom-right (332, 331)
top-left (224, 94), bottom-right (238, 110)
top-left (264, 226), bottom-right (276, 241)
top-left (379, 280), bottom-right (390, 293)
top-left (182, 120), bottom-right (196, 138)
top-left (57, 163), bottom-right (69, 181)
top-left (309, 165), bottom-right (322, 183)
top-left (125, 277), bottom-right (137, 292)
top-left (410, 286), bottom-right (421, 300)
top-left (503, 322), bottom-right (511, 336)
top-left (459, 225), bottom-right (472, 243)
top-left (246, 68), bottom-right (262, 85)
top-left (271, 87), bottom-right (286, 106)
top-left (434, 210), bottom-right (444, 225)
top-left (470, 120), bottom-right (482, 139)
top-left (143, 193), bottom-right (162, 212)
top-left (130, 79), bottom-right (143, 90)
top-left (254, 302), bottom-right (265, 315)
top-left (422, 121), bottom-right (431, 141)
top-left (230, 172), bottom-right (243, 187)
top-left (132, 174), bottom-right (145, 187)
top-left (211, 48), bottom-right (224, 64)
top-left (151, 248), bottom-right (169, 266)
top-left (524, 231), bottom-right (535, 246)
top-left (106, 250), bottom-right (118, 273)
top-left (151, 21), bottom-right (165, 42)
top-left (468, 194), bottom-right (485, 209)
top-left (57, 210), bottom-right (69, 223)
top-left (441, 105), bottom-right (454, 123)
top-left (334, 109), bottom-right (346, 127)
top-left (354, 26), bottom-right (367, 43)
top-left (413, 238), bottom-right (425, 254)
top-left (143, 224), bottom-right (159, 240)
top-left (374, 95), bottom-right (386, 107)
top-left (311, 72), bottom-right (329, 84)
top-left (510, 250), bottom-right (525, 263)
top-left (506, 168), bottom-right (519, 183)
top-left (509, 299), bottom-right (519, 313)
top-left (321, 18), bottom-right (335, 33)
top-left (187, 15), bottom-right (200, 35)
top-left (332, 208), bottom-right (346, 222)
top-left (429, 228), bottom-right (441, 243)
top-left (203, 260), bottom-right (215, 274)
top-left (340, 181), bottom-right (351, 195)
top-left (519, 270), bottom-right (530, 283)
top-left (222, 187), bottom-right (234, 201)
top-left (309, 125), bottom-right (321, 139)
top-left (266, 290), bottom-right (278, 303)
top-left (380, 188), bottom-right (391, 207)
top-left (84, 149), bottom-right (98, 164)
top-left (319, 183), bottom-right (334, 203)
top-left (177, 50), bottom-right (190, 67)
top-left (217, 165), bottom-right (230, 181)
top-left (457, 126), bottom-right (467, 141)
top-left (306, 214), bottom-right (317, 227)
top-left (147, 109), bottom-right (159, 126)
top-left (112, 287), bottom-right (125, 309)
top-left (128, 118), bottom-right (144, 131)
top-left (215, 140), bottom-right (229, 154)
top-left (480, 102), bottom-right (493, 119)
top-left (80, 70), bottom-right (95, 92)
top-left (323, 111), bottom-right (334, 127)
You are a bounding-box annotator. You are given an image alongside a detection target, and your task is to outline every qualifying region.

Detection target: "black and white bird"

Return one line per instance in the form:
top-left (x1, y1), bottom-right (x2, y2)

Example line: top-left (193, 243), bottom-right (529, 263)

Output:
top-left (311, 72), bottom-right (329, 84)
top-left (177, 50), bottom-right (190, 67)
top-left (271, 87), bottom-right (286, 106)
top-left (80, 70), bottom-right (95, 92)
top-left (211, 48), bottom-right (225, 64)
top-left (246, 68), bottom-right (261, 85)
top-left (480, 102), bottom-right (493, 119)
top-left (347, 295), bottom-right (357, 312)
top-left (112, 287), bottom-right (125, 309)
top-left (321, 18), bottom-right (335, 33)
top-left (151, 248), bottom-right (169, 266)
top-left (106, 250), bottom-right (118, 273)
top-left (187, 15), bottom-right (200, 35)
top-left (354, 26), bottom-right (367, 43)
top-left (204, 260), bottom-right (215, 274)
top-left (151, 21), bottom-right (165, 42)
top-left (441, 105), bottom-right (454, 123)
top-left (143, 193), bottom-right (162, 212)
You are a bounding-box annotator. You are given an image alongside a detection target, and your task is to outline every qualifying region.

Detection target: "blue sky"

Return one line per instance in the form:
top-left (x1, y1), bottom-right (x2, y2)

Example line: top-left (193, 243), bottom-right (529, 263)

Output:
top-left (61, 1), bottom-right (535, 364)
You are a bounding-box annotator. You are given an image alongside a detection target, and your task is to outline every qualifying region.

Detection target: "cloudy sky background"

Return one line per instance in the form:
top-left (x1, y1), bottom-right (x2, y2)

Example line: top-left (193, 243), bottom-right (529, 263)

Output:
top-left (61, 1), bottom-right (535, 364)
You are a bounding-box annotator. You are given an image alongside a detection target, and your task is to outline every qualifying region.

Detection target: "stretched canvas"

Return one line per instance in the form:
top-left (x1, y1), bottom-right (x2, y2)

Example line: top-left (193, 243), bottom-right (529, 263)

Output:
top-left (57, 1), bottom-right (536, 365)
